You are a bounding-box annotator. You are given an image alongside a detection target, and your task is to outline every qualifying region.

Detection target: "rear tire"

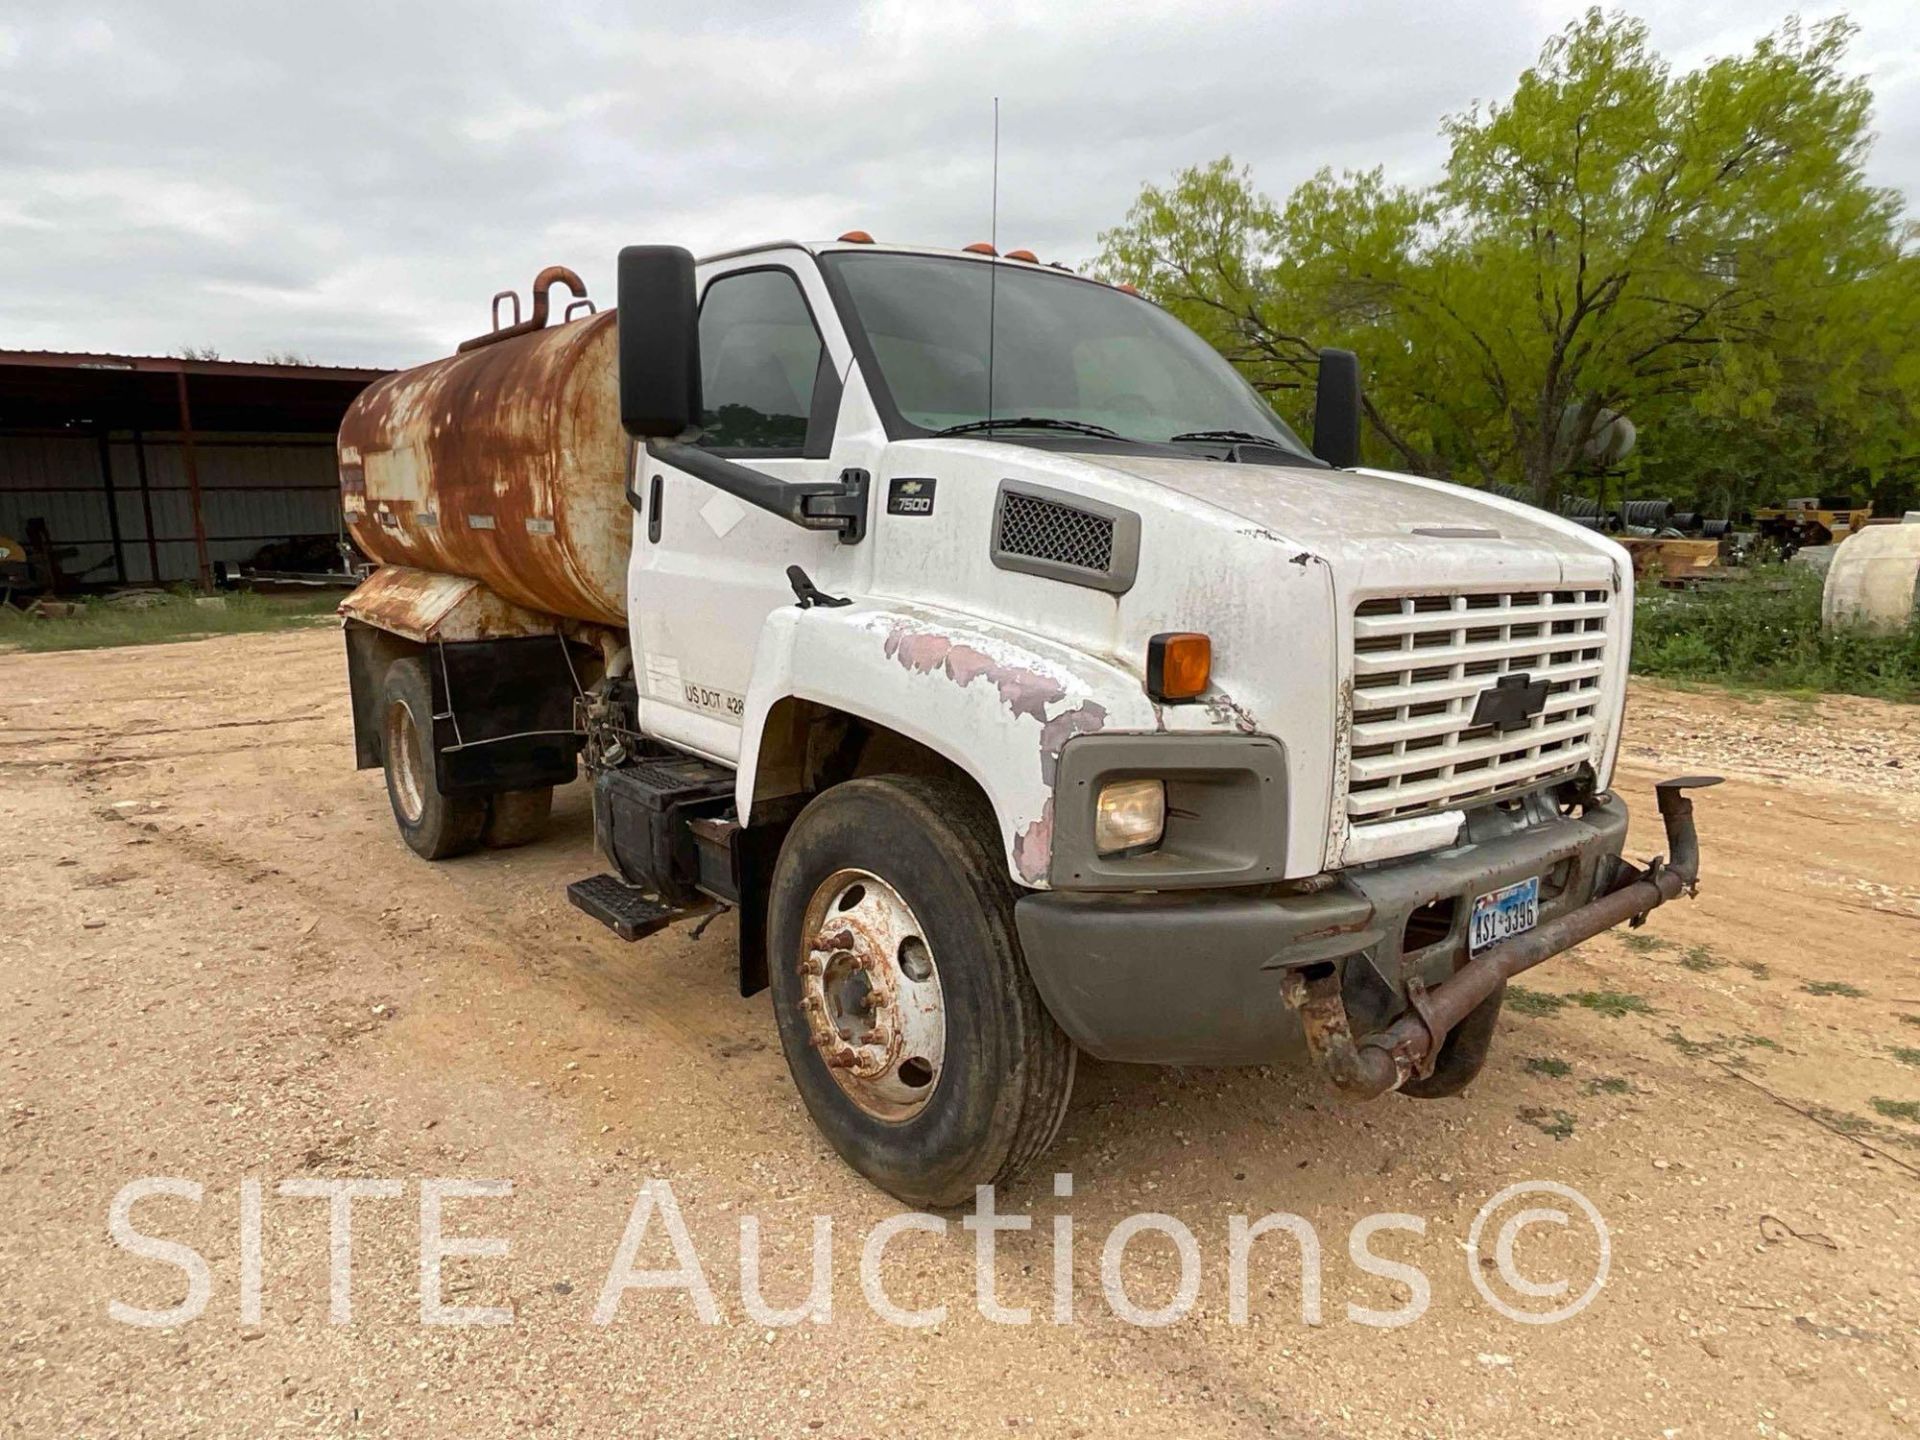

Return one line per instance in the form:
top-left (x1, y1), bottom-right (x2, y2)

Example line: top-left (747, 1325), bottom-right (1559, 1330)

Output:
top-left (768, 776), bottom-right (1075, 1206)
top-left (483, 787), bottom-right (553, 848)
top-left (380, 658), bottom-right (485, 861)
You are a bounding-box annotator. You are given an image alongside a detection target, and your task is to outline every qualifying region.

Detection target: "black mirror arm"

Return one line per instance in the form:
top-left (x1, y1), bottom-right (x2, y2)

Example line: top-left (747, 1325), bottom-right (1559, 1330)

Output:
top-left (646, 440), bottom-right (869, 544)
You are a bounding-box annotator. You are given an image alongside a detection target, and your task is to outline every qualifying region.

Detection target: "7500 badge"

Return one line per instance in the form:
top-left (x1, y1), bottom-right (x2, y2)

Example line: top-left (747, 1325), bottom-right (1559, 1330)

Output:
top-left (887, 477), bottom-right (936, 516)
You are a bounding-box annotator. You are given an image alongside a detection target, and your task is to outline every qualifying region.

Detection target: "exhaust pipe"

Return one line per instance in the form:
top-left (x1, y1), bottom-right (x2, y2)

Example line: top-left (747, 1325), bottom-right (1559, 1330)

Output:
top-left (1291, 776), bottom-right (1722, 1100)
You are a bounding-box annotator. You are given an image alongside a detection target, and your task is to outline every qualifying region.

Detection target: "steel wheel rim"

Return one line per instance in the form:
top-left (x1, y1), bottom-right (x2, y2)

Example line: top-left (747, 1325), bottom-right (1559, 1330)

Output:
top-left (385, 698), bottom-right (426, 825)
top-left (797, 868), bottom-right (946, 1122)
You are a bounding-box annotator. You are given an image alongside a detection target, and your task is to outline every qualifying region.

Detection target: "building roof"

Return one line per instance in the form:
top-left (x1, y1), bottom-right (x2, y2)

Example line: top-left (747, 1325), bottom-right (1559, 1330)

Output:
top-left (0, 349), bottom-right (392, 434)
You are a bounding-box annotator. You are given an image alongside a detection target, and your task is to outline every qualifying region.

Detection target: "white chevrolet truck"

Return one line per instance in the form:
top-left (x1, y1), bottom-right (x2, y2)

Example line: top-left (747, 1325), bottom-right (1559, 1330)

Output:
top-left (336, 238), bottom-right (1716, 1204)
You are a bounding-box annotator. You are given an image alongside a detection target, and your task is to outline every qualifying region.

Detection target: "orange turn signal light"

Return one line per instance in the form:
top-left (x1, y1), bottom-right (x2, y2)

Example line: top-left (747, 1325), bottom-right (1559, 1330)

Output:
top-left (1147, 632), bottom-right (1210, 702)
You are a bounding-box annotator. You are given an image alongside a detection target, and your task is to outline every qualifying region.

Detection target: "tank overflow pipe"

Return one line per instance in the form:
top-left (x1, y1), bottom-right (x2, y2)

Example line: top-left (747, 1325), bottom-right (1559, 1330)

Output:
top-left (458, 266), bottom-right (593, 352)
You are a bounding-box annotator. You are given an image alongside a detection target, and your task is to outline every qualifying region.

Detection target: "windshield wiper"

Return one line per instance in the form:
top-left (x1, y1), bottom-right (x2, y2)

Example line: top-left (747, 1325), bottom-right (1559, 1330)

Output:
top-left (936, 416), bottom-right (1123, 440)
top-left (1167, 428), bottom-right (1295, 450)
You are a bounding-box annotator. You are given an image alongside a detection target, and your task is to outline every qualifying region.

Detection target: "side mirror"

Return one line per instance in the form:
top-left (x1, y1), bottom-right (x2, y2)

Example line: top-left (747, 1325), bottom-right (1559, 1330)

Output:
top-left (1311, 348), bottom-right (1361, 469)
top-left (617, 245), bottom-right (701, 439)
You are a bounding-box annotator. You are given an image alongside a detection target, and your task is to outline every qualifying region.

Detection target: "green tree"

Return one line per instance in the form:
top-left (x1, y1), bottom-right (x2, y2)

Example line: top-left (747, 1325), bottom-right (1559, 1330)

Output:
top-left (1095, 9), bottom-right (1914, 507)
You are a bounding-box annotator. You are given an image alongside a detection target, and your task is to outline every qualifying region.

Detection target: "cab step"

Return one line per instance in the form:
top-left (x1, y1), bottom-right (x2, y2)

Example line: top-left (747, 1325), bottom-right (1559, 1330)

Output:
top-left (566, 873), bottom-right (693, 942)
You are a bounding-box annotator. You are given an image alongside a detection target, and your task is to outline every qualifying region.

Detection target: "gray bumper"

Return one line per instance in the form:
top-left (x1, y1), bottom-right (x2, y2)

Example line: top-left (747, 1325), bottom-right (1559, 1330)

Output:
top-left (1014, 797), bottom-right (1630, 1066)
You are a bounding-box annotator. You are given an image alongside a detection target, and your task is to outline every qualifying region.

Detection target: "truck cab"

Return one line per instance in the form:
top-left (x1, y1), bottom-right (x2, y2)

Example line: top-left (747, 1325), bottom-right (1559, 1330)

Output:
top-left (337, 239), bottom-right (1714, 1205)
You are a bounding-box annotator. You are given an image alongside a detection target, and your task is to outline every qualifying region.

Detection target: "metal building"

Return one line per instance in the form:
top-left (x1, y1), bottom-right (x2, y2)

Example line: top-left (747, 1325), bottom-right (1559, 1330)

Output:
top-left (0, 351), bottom-right (388, 591)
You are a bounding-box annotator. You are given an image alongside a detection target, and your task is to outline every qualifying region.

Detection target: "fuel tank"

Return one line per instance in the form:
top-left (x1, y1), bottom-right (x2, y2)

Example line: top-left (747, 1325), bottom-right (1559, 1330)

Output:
top-left (339, 302), bottom-right (629, 627)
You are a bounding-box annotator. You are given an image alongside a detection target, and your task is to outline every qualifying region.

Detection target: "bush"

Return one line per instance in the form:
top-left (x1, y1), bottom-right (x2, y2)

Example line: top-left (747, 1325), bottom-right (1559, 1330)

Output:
top-left (1631, 566), bottom-right (1920, 701)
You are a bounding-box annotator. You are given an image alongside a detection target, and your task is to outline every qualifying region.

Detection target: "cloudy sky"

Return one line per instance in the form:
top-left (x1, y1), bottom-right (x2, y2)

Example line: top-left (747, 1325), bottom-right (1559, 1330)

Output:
top-left (2, 0), bottom-right (1915, 369)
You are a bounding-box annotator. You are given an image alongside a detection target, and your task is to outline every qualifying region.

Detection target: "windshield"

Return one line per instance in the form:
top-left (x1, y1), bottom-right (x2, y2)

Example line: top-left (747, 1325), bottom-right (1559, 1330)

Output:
top-left (820, 251), bottom-right (1313, 457)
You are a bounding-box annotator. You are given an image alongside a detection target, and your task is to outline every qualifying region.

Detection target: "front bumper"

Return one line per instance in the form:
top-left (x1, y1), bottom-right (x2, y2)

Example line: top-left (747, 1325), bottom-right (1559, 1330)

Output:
top-left (1016, 795), bottom-right (1633, 1068)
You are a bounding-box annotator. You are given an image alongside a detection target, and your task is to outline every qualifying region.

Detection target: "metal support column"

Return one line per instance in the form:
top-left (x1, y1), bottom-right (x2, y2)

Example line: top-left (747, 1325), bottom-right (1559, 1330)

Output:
top-left (93, 426), bottom-right (130, 584)
top-left (131, 428), bottom-right (161, 585)
top-left (173, 368), bottom-right (212, 590)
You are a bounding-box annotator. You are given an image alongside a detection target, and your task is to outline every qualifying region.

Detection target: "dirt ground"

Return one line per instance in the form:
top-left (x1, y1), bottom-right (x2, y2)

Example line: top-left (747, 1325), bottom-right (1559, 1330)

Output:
top-left (3, 628), bottom-right (1916, 1439)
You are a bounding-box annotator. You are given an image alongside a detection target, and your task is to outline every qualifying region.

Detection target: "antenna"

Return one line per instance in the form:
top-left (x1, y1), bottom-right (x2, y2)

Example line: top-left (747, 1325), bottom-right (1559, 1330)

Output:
top-left (986, 96), bottom-right (999, 427)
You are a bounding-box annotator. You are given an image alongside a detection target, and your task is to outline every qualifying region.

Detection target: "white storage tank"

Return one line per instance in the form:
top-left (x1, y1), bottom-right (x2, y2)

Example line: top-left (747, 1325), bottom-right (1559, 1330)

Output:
top-left (1822, 521), bottom-right (1920, 632)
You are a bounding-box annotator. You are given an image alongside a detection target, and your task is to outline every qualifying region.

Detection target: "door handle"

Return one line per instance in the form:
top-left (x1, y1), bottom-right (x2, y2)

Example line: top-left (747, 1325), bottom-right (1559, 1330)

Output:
top-left (647, 474), bottom-right (663, 543)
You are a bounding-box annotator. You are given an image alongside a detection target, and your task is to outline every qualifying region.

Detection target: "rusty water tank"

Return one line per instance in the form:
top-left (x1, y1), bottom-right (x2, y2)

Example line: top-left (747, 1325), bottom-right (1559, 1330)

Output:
top-left (339, 275), bottom-right (629, 628)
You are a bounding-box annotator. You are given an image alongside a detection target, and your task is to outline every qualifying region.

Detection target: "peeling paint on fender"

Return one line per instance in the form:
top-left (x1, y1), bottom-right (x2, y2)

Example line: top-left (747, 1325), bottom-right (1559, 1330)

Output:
top-left (1202, 691), bottom-right (1259, 735)
top-left (1037, 701), bottom-right (1108, 786)
top-left (883, 621), bottom-right (1068, 721)
top-left (1013, 813), bottom-right (1053, 886)
top-left (1015, 699), bottom-right (1111, 885)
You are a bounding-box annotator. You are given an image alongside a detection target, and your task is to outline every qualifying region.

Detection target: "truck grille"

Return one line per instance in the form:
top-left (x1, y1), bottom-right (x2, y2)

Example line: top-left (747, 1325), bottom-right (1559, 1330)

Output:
top-left (1345, 588), bottom-right (1610, 823)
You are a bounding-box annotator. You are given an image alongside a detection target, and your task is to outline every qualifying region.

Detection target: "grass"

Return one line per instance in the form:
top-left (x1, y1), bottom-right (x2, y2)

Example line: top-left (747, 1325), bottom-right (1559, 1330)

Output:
top-left (1518, 1106), bottom-right (1576, 1140)
top-left (1632, 565), bottom-right (1920, 702)
top-left (1506, 987), bottom-right (1568, 1016)
top-left (1524, 1056), bottom-right (1572, 1079)
top-left (1568, 989), bottom-right (1653, 1018)
top-left (1811, 1105), bottom-right (1872, 1136)
top-left (1737, 960), bottom-right (1772, 980)
top-left (1663, 1030), bottom-right (1716, 1058)
top-left (1678, 945), bottom-right (1725, 973)
top-left (1620, 932), bottom-right (1672, 954)
top-left (1666, 1029), bottom-right (1782, 1065)
top-left (1586, 1076), bottom-right (1633, 1095)
top-left (0, 590), bottom-right (339, 653)
top-left (1894, 1047), bottom-right (1920, 1068)
top-left (1870, 1098), bottom-right (1920, 1124)
top-left (1801, 980), bottom-right (1867, 998)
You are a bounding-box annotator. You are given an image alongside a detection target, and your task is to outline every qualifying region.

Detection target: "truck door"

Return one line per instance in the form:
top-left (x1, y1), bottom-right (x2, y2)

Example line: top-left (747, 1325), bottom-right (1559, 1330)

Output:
top-left (628, 258), bottom-right (856, 763)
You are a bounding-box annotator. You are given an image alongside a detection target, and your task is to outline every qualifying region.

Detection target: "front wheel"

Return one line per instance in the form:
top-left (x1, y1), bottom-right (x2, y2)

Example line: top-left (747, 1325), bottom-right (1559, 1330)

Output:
top-left (1399, 982), bottom-right (1504, 1098)
top-left (768, 776), bottom-right (1075, 1206)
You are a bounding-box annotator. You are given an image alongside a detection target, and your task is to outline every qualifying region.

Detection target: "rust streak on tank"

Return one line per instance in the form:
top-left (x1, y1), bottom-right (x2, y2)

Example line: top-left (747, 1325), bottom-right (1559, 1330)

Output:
top-left (338, 305), bottom-right (631, 628)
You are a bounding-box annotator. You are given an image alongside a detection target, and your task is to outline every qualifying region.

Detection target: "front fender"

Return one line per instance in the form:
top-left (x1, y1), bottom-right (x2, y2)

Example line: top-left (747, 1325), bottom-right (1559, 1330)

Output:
top-left (737, 602), bottom-right (1161, 887)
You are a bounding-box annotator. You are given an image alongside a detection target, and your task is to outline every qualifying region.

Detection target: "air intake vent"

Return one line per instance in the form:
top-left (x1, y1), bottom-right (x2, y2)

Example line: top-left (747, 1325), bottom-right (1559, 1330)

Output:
top-left (999, 490), bottom-right (1114, 571)
top-left (990, 481), bottom-right (1140, 593)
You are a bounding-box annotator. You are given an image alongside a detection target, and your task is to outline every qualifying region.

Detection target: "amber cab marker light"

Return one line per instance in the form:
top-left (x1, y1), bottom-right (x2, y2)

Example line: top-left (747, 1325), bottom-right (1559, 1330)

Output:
top-left (1006, 248), bottom-right (1039, 262)
top-left (838, 230), bottom-right (875, 244)
top-left (963, 241), bottom-right (998, 256)
top-left (1147, 632), bottom-right (1211, 702)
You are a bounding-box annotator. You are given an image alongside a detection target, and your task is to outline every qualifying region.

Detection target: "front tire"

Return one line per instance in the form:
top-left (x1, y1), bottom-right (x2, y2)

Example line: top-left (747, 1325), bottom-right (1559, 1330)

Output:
top-left (768, 776), bottom-right (1075, 1206)
top-left (380, 658), bottom-right (486, 861)
top-left (1400, 982), bottom-right (1504, 1098)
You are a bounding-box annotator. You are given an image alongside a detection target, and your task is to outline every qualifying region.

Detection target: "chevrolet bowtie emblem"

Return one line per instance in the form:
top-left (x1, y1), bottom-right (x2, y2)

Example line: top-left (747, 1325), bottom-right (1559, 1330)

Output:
top-left (1469, 672), bottom-right (1550, 733)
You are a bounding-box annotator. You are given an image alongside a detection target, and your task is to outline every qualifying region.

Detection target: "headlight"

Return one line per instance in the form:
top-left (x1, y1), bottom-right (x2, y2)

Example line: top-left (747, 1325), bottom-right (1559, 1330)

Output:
top-left (1094, 778), bottom-right (1165, 855)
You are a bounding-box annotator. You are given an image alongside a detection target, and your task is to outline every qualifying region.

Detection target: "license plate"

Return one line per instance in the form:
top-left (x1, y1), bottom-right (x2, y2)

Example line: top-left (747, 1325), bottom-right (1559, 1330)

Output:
top-left (1469, 876), bottom-right (1540, 954)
